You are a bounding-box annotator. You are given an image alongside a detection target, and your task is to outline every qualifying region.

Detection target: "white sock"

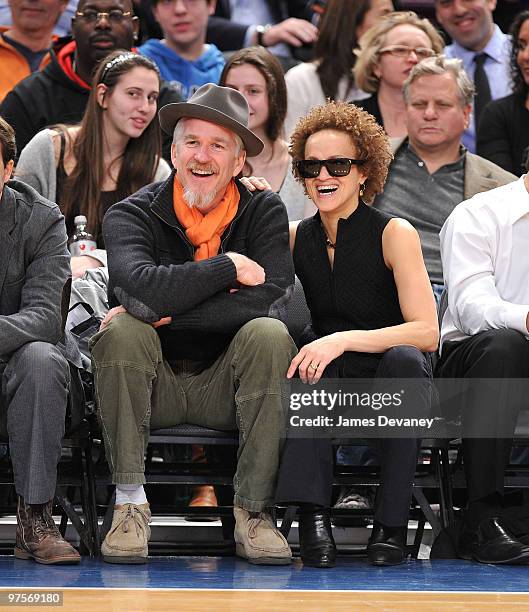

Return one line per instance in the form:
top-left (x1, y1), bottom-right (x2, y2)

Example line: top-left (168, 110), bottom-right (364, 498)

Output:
top-left (115, 485), bottom-right (148, 506)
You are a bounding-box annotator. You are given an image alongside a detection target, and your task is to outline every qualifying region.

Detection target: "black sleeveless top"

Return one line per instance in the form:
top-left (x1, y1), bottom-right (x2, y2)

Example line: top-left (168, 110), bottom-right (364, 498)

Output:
top-left (56, 131), bottom-right (118, 248)
top-left (293, 201), bottom-right (405, 377)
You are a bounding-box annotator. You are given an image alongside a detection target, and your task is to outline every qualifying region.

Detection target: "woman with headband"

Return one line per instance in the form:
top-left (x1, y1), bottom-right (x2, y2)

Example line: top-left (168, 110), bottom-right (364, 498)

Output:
top-left (16, 50), bottom-right (170, 278)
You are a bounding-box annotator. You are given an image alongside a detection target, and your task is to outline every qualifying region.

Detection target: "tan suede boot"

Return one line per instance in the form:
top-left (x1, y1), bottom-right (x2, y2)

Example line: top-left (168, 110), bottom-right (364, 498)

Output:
top-left (14, 496), bottom-right (80, 564)
top-left (234, 506), bottom-right (292, 565)
top-left (101, 503), bottom-right (151, 564)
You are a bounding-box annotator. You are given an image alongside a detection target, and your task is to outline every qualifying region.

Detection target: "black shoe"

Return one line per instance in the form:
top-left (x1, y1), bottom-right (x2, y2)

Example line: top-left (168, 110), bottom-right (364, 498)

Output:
top-left (298, 506), bottom-right (336, 568)
top-left (471, 517), bottom-right (529, 565)
top-left (456, 522), bottom-right (477, 561)
top-left (367, 521), bottom-right (407, 566)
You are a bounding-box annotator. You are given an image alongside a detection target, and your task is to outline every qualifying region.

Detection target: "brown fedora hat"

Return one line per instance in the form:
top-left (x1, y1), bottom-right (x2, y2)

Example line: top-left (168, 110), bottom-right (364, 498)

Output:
top-left (158, 83), bottom-right (264, 157)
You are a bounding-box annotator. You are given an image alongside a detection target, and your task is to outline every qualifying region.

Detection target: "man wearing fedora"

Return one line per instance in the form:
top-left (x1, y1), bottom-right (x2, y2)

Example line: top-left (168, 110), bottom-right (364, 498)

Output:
top-left (90, 83), bottom-right (296, 565)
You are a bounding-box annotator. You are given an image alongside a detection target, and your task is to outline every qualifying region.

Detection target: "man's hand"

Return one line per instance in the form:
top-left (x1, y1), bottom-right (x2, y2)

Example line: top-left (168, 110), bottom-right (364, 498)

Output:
top-left (261, 18), bottom-right (318, 48)
top-left (99, 305), bottom-right (127, 330)
top-left (225, 252), bottom-right (265, 286)
top-left (240, 176), bottom-right (272, 192)
top-left (71, 255), bottom-right (101, 279)
top-left (99, 305), bottom-right (172, 331)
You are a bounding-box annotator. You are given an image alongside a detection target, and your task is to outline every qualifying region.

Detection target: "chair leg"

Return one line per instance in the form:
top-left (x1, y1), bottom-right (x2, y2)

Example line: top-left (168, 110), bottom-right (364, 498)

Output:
top-left (100, 489), bottom-right (116, 543)
top-left (82, 439), bottom-right (101, 554)
top-left (411, 515), bottom-right (425, 559)
top-left (412, 486), bottom-right (442, 537)
top-left (215, 484), bottom-right (235, 542)
top-left (279, 506), bottom-right (297, 539)
top-left (433, 447), bottom-right (454, 528)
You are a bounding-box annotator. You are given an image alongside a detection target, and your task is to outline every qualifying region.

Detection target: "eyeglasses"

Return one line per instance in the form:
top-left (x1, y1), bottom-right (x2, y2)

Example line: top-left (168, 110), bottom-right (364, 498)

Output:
top-left (75, 9), bottom-right (132, 23)
top-left (379, 45), bottom-right (436, 60)
top-left (296, 158), bottom-right (366, 179)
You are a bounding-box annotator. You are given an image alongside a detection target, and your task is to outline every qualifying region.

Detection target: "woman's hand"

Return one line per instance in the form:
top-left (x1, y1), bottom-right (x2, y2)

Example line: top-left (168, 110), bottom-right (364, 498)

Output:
top-left (239, 176), bottom-right (272, 192)
top-left (287, 333), bottom-right (346, 384)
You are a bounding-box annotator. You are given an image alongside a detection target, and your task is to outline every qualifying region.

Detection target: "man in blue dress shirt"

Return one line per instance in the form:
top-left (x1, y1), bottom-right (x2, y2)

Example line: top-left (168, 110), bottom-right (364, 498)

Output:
top-left (435, 0), bottom-right (511, 152)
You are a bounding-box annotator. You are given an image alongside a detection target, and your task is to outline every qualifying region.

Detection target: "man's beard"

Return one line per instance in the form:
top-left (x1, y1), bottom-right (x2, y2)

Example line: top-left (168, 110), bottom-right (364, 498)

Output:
top-left (182, 186), bottom-right (217, 210)
top-left (182, 163), bottom-right (220, 210)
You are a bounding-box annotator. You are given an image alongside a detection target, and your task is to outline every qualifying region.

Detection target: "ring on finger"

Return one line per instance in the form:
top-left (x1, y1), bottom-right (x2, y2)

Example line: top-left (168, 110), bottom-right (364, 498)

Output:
top-left (308, 362), bottom-right (318, 371)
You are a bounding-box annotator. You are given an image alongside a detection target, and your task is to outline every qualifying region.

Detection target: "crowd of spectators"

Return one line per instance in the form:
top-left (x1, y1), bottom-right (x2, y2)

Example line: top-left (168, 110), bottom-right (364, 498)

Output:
top-left (1, 0), bottom-right (529, 570)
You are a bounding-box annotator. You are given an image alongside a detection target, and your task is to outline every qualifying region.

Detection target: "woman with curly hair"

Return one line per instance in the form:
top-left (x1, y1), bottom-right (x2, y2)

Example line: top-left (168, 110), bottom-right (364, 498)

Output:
top-left (353, 11), bottom-right (444, 136)
top-left (477, 10), bottom-right (529, 176)
top-left (274, 101), bottom-right (438, 568)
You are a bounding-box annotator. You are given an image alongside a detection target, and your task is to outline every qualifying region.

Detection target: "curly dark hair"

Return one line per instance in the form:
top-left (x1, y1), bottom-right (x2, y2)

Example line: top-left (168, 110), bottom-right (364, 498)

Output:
top-left (289, 101), bottom-right (392, 204)
top-left (510, 10), bottom-right (529, 96)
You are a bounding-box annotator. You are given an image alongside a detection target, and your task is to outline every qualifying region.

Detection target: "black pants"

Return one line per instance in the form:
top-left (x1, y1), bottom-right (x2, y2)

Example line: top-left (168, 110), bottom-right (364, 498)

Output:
top-left (275, 346), bottom-right (432, 527)
top-left (436, 329), bottom-right (529, 503)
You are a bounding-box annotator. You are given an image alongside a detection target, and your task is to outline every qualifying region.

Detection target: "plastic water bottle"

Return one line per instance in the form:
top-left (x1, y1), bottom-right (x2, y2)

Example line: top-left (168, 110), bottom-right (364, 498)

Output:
top-left (69, 215), bottom-right (97, 256)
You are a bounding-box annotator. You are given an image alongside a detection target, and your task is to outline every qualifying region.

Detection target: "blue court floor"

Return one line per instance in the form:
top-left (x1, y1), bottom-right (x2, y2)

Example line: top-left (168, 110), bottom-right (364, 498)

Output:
top-left (0, 556), bottom-right (528, 593)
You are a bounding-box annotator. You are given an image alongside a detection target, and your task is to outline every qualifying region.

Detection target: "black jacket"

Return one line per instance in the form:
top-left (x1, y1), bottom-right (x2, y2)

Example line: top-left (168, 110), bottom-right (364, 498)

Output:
top-left (103, 172), bottom-right (294, 363)
top-left (207, 0), bottom-right (313, 51)
top-left (476, 93), bottom-right (529, 177)
top-left (352, 95), bottom-right (383, 130)
top-left (0, 38), bottom-right (182, 160)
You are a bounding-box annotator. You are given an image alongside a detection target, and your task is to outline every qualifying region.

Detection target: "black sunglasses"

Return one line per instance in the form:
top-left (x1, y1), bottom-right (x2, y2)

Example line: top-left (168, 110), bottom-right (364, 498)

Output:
top-left (296, 157), bottom-right (366, 179)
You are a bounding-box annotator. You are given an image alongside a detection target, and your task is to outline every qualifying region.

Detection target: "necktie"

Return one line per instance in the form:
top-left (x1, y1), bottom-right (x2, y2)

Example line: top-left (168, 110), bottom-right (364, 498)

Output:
top-left (473, 53), bottom-right (492, 131)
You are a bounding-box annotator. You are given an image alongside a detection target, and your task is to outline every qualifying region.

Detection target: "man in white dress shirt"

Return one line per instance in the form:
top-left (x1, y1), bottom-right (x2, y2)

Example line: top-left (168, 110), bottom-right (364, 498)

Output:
top-left (437, 172), bottom-right (529, 564)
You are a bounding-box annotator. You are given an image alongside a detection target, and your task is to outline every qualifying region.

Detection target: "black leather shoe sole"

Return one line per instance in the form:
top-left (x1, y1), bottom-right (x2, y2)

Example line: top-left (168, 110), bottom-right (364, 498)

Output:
top-left (367, 543), bottom-right (406, 566)
top-left (301, 552), bottom-right (336, 568)
top-left (473, 549), bottom-right (529, 565)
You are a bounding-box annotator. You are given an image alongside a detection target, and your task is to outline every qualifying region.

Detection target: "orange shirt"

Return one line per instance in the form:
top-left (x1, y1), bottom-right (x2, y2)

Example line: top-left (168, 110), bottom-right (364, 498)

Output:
top-left (0, 27), bottom-right (52, 102)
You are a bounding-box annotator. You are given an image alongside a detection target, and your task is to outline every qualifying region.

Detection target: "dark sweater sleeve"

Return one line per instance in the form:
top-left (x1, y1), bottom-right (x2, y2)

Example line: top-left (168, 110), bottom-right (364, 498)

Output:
top-left (103, 193), bottom-right (238, 322)
top-left (169, 192), bottom-right (295, 335)
top-left (476, 98), bottom-right (515, 175)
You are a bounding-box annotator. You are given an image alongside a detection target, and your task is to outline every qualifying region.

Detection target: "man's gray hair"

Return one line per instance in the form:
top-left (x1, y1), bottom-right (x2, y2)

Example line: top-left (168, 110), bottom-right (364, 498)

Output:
top-left (403, 55), bottom-right (475, 107)
top-left (172, 118), bottom-right (245, 155)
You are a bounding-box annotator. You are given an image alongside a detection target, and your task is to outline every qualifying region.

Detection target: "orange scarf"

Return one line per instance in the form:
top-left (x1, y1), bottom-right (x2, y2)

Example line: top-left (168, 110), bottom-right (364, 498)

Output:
top-left (172, 175), bottom-right (240, 261)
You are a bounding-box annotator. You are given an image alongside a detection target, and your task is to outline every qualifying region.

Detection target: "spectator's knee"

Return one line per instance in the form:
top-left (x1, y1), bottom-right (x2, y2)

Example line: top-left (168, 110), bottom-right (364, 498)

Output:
top-left (10, 341), bottom-right (68, 384)
top-left (90, 313), bottom-right (160, 365)
top-left (239, 317), bottom-right (296, 357)
top-left (383, 345), bottom-right (430, 379)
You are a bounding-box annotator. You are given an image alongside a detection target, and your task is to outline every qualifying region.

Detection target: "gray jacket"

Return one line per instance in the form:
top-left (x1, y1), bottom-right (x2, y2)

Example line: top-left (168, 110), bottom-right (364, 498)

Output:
top-left (0, 179), bottom-right (70, 362)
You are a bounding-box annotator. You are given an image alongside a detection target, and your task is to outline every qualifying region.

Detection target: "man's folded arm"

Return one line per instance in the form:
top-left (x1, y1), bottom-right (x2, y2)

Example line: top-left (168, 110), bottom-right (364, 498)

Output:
top-left (170, 198), bottom-right (294, 333)
top-left (104, 201), bottom-right (239, 322)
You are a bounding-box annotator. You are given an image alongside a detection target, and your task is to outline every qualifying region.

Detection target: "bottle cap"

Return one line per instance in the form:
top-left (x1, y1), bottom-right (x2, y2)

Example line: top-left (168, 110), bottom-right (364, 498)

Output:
top-left (74, 215), bottom-right (88, 225)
